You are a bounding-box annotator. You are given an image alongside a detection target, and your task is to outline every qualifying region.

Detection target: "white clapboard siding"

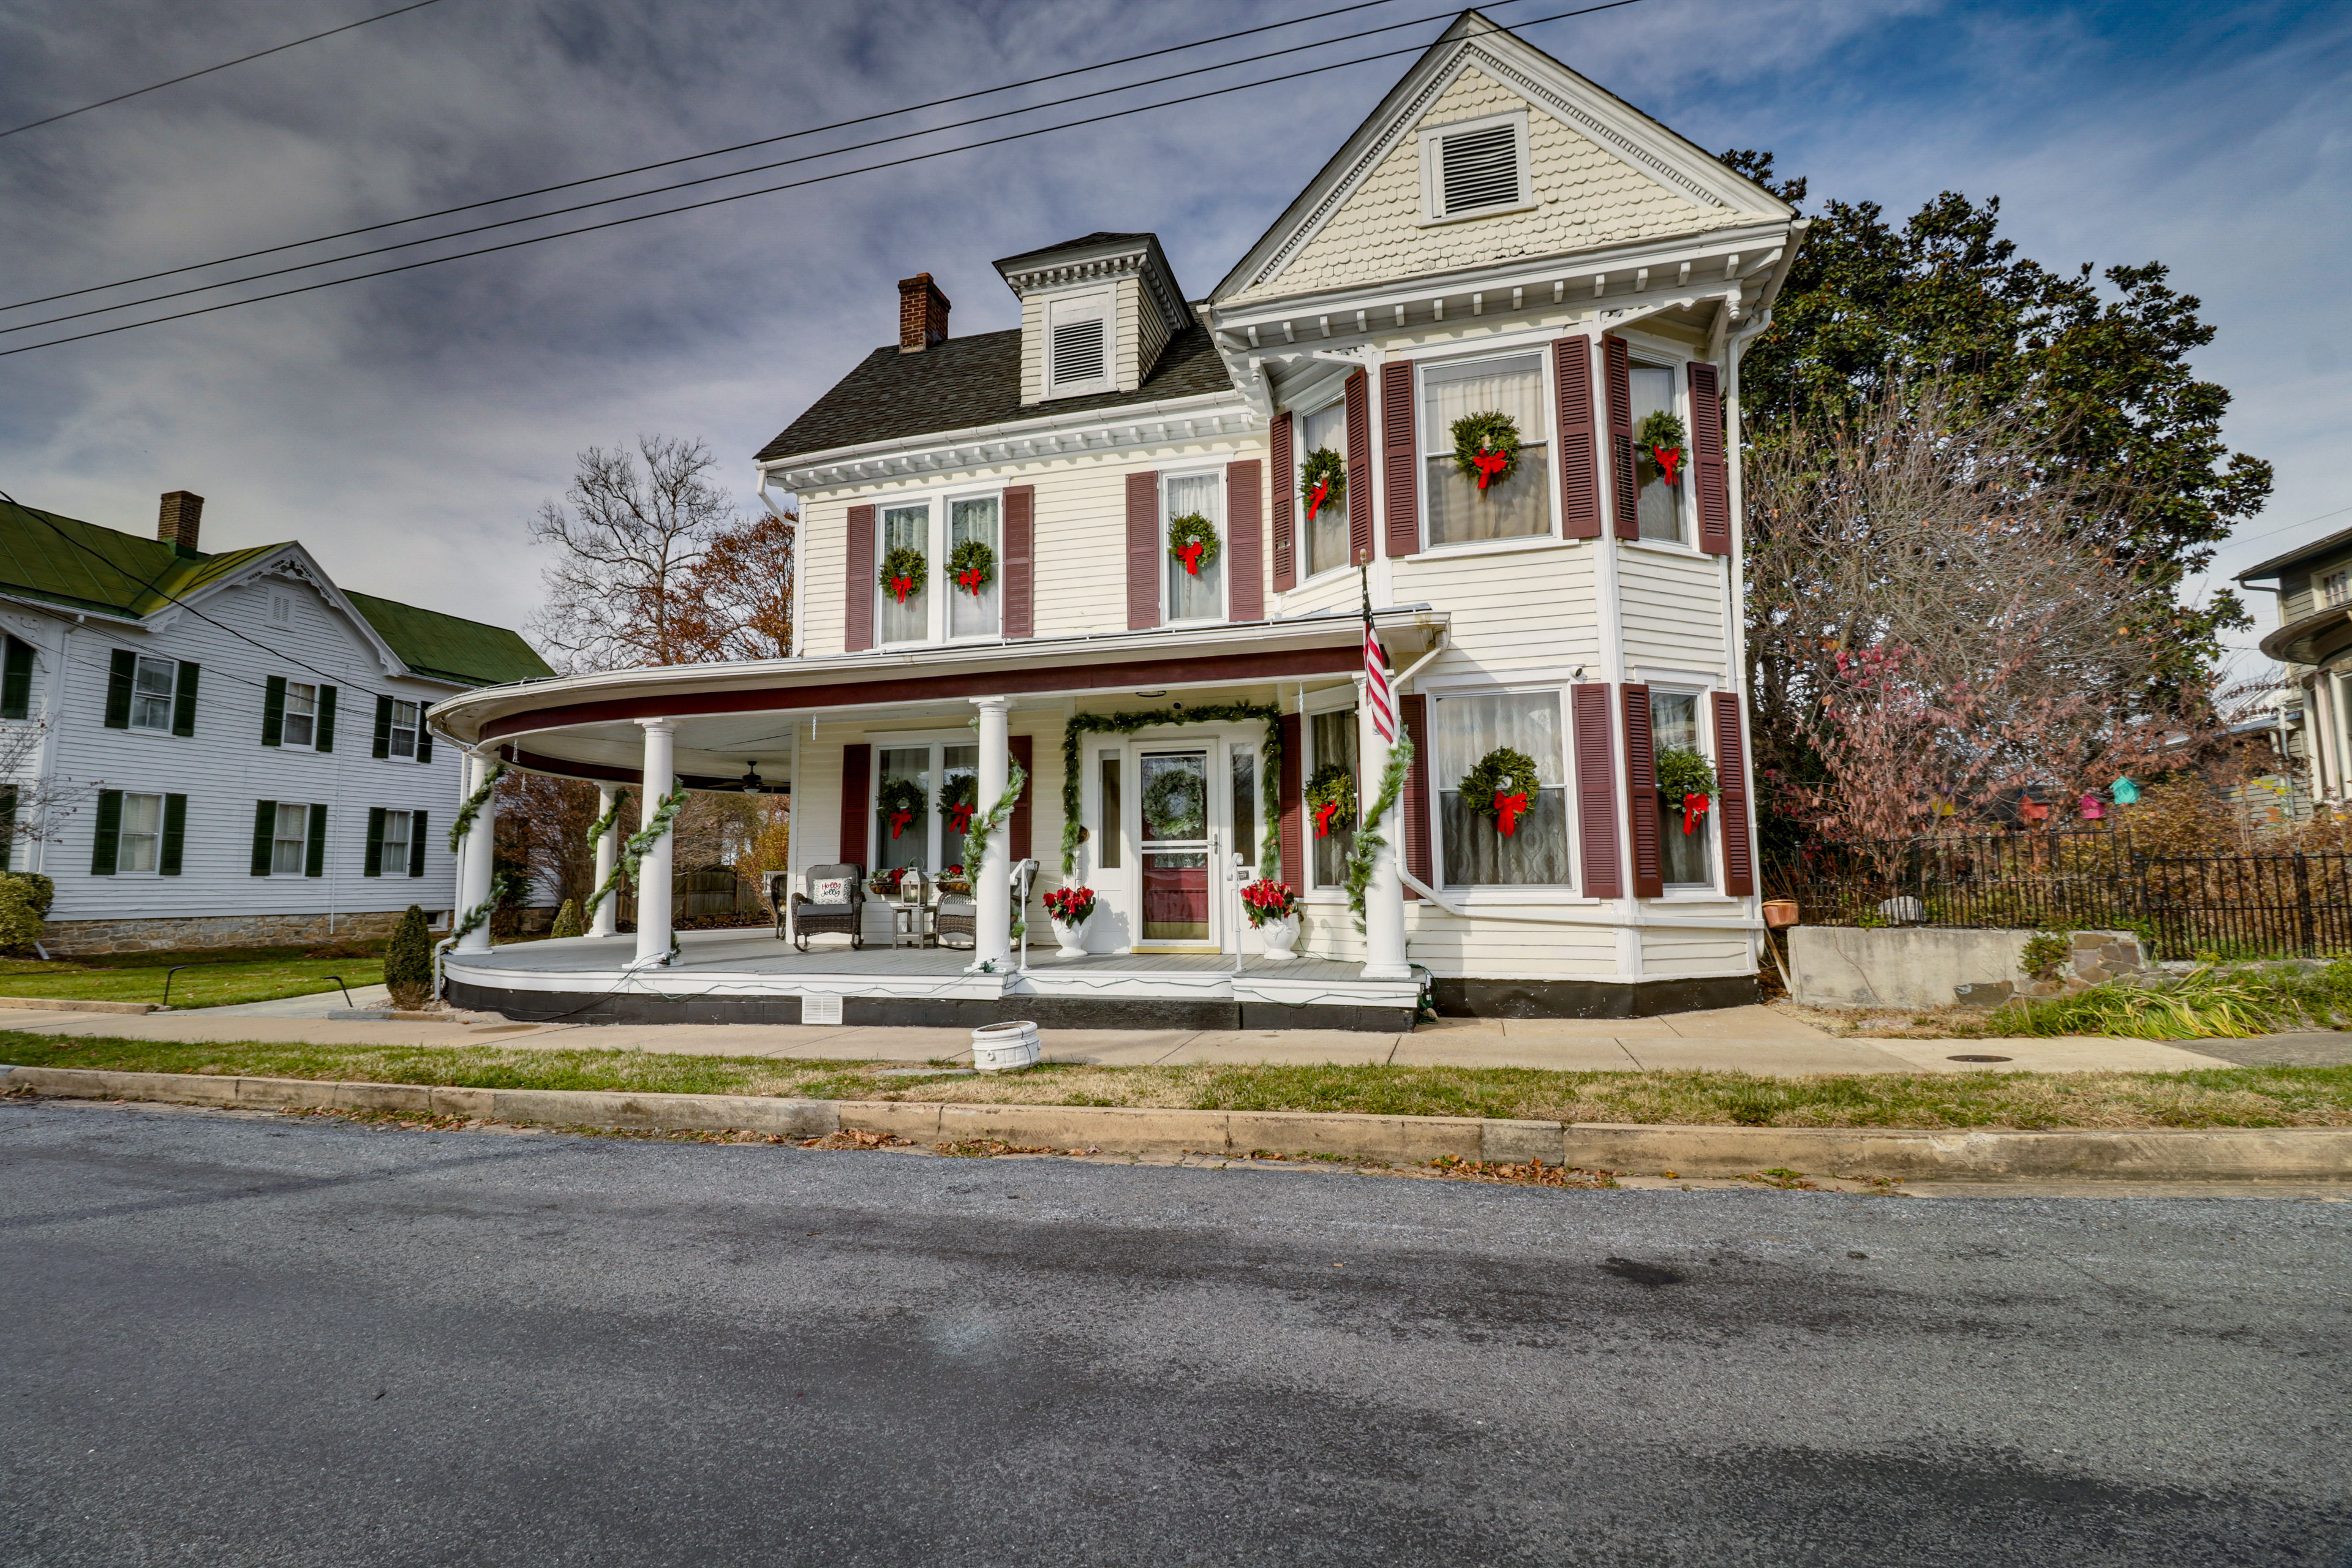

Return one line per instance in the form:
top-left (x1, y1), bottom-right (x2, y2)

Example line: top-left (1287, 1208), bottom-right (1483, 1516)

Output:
top-left (1617, 545), bottom-right (1728, 673)
top-left (1396, 545), bottom-right (1601, 672)
top-left (1638, 924), bottom-right (1752, 976)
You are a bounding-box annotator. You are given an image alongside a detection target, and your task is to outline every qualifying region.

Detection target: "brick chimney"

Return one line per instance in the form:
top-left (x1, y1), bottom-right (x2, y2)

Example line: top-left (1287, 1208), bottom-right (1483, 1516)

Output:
top-left (157, 490), bottom-right (204, 553)
top-left (898, 273), bottom-right (950, 353)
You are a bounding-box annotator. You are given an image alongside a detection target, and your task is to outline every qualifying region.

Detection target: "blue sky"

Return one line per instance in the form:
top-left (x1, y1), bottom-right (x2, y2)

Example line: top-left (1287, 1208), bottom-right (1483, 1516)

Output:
top-left (0, 0), bottom-right (2343, 675)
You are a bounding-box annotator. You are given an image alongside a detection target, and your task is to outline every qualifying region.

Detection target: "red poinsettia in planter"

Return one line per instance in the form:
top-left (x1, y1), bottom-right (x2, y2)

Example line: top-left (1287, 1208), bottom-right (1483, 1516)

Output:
top-left (1043, 884), bottom-right (1098, 957)
top-left (1240, 878), bottom-right (1300, 960)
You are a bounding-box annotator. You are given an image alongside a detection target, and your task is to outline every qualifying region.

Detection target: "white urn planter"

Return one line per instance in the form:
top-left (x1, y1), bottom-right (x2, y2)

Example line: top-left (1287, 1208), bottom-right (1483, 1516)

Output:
top-left (1051, 910), bottom-right (1092, 957)
top-left (1256, 913), bottom-right (1300, 961)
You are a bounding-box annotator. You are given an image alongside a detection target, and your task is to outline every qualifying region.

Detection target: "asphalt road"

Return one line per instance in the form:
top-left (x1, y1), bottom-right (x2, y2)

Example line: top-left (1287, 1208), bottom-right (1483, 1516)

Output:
top-left (3, 1102), bottom-right (2346, 1567)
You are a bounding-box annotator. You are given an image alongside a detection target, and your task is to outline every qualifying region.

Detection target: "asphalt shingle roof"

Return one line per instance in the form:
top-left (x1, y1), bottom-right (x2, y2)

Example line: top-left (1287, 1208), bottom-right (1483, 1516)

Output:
top-left (755, 323), bottom-right (1234, 464)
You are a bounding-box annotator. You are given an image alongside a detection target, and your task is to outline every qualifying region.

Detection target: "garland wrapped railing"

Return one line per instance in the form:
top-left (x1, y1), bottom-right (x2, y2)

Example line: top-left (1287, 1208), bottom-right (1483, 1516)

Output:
top-left (1059, 703), bottom-right (1281, 876)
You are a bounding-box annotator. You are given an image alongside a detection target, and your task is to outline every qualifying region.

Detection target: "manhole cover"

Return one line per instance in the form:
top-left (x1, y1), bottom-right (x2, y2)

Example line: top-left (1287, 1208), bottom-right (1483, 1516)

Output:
top-left (1947, 1054), bottom-right (2012, 1063)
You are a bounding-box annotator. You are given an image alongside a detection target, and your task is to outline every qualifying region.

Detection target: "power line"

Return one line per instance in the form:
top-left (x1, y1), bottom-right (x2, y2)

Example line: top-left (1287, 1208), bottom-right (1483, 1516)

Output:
top-left (0, 0), bottom-right (458, 141)
top-left (0, 0), bottom-right (1648, 358)
top-left (1, 0), bottom-right (1417, 313)
top-left (0, 0), bottom-right (1539, 339)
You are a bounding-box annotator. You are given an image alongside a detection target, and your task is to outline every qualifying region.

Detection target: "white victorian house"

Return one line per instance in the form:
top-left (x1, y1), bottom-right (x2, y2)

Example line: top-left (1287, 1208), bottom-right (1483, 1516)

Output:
top-left (431, 10), bottom-right (1802, 1028)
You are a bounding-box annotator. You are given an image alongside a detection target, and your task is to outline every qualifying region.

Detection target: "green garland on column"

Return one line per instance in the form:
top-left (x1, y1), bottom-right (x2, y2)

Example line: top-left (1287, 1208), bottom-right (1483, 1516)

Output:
top-left (1058, 703), bottom-right (1282, 876)
top-left (960, 758), bottom-right (1031, 941)
top-left (1342, 728), bottom-right (1415, 933)
top-left (446, 761), bottom-right (509, 853)
top-left (584, 788), bottom-right (631, 852)
top-left (581, 788), bottom-right (688, 925)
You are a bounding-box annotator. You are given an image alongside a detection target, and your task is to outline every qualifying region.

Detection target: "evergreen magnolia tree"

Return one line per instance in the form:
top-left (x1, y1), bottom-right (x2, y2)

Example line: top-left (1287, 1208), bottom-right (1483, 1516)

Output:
top-left (384, 905), bottom-right (433, 1009)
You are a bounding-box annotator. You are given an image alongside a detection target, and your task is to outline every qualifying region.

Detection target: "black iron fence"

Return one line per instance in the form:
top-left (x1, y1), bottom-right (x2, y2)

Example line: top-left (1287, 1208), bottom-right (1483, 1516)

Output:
top-left (1768, 830), bottom-right (2352, 962)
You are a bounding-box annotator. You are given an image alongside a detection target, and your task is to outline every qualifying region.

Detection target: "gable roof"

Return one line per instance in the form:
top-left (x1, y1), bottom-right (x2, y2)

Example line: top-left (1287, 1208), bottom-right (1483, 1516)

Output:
top-left (755, 321), bottom-right (1234, 464)
top-left (2236, 526), bottom-right (2352, 586)
top-left (0, 495), bottom-right (551, 688)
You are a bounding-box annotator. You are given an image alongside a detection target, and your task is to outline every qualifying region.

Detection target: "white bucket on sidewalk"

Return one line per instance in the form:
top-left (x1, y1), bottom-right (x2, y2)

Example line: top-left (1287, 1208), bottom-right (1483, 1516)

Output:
top-left (971, 1019), bottom-right (1041, 1072)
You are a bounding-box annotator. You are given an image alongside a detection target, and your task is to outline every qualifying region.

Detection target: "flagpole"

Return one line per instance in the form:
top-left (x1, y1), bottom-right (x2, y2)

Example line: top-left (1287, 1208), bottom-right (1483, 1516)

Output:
top-left (1357, 567), bottom-right (1410, 981)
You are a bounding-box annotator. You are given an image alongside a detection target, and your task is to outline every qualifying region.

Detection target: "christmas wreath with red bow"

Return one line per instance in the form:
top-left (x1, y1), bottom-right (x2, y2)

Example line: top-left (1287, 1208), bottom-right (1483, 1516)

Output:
top-left (1655, 747), bottom-right (1717, 835)
top-left (876, 775), bottom-right (925, 842)
top-left (1451, 411), bottom-right (1522, 496)
top-left (1461, 747), bottom-right (1542, 837)
top-left (1305, 763), bottom-right (1357, 840)
top-left (1298, 447), bottom-right (1346, 526)
top-left (1637, 410), bottom-right (1687, 488)
top-left (1167, 511), bottom-right (1220, 578)
top-left (878, 545), bottom-right (927, 606)
top-left (938, 774), bottom-right (978, 836)
top-left (945, 537), bottom-right (994, 598)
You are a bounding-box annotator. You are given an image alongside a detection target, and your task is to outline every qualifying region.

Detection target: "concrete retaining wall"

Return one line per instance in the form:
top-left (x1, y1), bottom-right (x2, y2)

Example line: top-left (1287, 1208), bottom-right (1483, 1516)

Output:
top-left (1789, 927), bottom-right (2152, 1012)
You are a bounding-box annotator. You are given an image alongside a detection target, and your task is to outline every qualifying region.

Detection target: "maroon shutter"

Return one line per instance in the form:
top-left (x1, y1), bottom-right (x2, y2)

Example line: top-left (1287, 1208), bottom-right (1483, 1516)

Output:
top-left (1278, 712), bottom-right (1303, 890)
top-left (1381, 361), bottom-right (1417, 557)
top-left (1126, 470), bottom-right (1160, 630)
top-left (1621, 682), bottom-right (1662, 898)
top-left (1711, 692), bottom-right (1754, 895)
top-left (1009, 735), bottom-right (1034, 863)
top-left (1270, 411), bottom-right (1296, 592)
top-left (1555, 336), bottom-right (1599, 539)
top-left (1689, 361), bottom-right (1730, 556)
top-left (1344, 369), bottom-right (1373, 567)
top-left (1604, 336), bottom-right (1637, 540)
top-left (1400, 693), bottom-right (1430, 900)
top-left (843, 505), bottom-right (876, 652)
top-left (1570, 685), bottom-right (1621, 899)
top-left (1226, 460), bottom-right (1264, 622)
top-left (1001, 485), bottom-right (1035, 636)
top-left (838, 744), bottom-right (872, 870)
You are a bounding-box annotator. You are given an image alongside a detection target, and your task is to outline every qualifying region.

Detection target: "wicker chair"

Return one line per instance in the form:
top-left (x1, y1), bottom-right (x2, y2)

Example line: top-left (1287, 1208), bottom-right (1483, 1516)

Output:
top-left (934, 888), bottom-right (976, 949)
top-left (788, 863), bottom-right (865, 952)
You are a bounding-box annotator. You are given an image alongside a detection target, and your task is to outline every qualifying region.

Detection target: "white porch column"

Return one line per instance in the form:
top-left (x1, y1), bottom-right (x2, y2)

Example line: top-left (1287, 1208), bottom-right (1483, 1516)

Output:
top-left (1357, 681), bottom-right (1411, 982)
top-left (972, 696), bottom-right (1012, 969)
top-left (589, 782), bottom-right (622, 938)
top-left (454, 750), bottom-right (498, 954)
top-left (633, 720), bottom-right (676, 967)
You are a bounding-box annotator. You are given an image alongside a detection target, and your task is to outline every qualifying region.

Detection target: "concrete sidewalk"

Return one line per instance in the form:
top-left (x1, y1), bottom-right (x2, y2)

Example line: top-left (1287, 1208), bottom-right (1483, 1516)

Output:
top-left (0, 995), bottom-right (2272, 1076)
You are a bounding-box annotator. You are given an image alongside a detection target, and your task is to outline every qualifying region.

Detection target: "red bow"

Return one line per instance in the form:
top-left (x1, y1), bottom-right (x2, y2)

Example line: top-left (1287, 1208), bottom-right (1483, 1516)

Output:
top-left (888, 575), bottom-right (915, 604)
top-left (888, 809), bottom-right (913, 840)
top-left (1652, 444), bottom-right (1684, 486)
top-left (1681, 793), bottom-right (1709, 835)
top-left (1178, 540), bottom-right (1205, 576)
top-left (946, 803), bottom-right (973, 833)
top-left (1492, 790), bottom-right (1529, 837)
top-left (1314, 799), bottom-right (1343, 839)
top-left (956, 568), bottom-right (986, 597)
top-left (1306, 481), bottom-right (1330, 523)
top-left (1472, 448), bottom-right (1510, 490)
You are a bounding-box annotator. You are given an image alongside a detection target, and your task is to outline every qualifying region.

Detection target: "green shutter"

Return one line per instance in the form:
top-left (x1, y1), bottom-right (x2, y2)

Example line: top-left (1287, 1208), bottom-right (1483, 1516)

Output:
top-left (0, 637), bottom-right (33, 722)
top-left (409, 810), bottom-right (428, 876)
top-left (316, 685), bottom-right (337, 753)
top-left (372, 695), bottom-right (393, 758)
top-left (160, 794), bottom-right (187, 876)
top-left (364, 807), bottom-right (386, 877)
top-left (172, 661), bottom-right (199, 737)
top-left (262, 676), bottom-right (286, 747)
top-left (304, 804), bottom-right (327, 877)
top-left (104, 650), bottom-right (134, 729)
top-left (251, 800), bottom-right (275, 876)
top-left (0, 786), bottom-right (16, 872)
top-left (91, 790), bottom-right (123, 875)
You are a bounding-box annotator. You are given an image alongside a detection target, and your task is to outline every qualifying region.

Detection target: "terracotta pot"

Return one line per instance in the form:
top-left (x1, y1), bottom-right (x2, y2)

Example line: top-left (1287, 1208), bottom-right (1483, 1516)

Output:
top-left (1762, 899), bottom-right (1800, 929)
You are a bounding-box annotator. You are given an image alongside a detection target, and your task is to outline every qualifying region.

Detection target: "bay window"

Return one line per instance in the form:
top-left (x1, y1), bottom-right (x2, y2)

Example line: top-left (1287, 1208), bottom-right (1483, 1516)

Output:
top-left (1434, 689), bottom-right (1570, 886)
top-left (1297, 399), bottom-right (1350, 579)
top-left (1631, 363), bottom-right (1686, 544)
top-left (1423, 352), bottom-right (1550, 545)
top-left (1163, 472), bottom-right (1224, 622)
top-left (1651, 689), bottom-right (1713, 888)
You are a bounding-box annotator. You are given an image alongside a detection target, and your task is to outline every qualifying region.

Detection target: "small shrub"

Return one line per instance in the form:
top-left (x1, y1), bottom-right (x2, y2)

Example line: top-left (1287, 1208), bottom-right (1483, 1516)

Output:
top-left (0, 879), bottom-right (42, 956)
top-left (2018, 930), bottom-right (2071, 981)
top-left (383, 905), bottom-right (434, 1009)
top-left (2, 872), bottom-right (56, 916)
top-left (550, 899), bottom-right (582, 938)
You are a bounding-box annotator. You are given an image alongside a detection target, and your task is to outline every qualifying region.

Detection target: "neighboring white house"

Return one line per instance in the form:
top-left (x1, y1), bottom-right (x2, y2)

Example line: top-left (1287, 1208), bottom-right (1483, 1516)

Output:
top-left (0, 488), bottom-right (552, 952)
top-left (429, 10), bottom-right (1804, 1022)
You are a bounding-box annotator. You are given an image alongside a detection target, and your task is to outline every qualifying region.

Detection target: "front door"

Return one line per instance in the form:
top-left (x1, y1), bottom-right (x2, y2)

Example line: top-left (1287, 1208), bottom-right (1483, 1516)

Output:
top-left (1137, 748), bottom-right (1215, 948)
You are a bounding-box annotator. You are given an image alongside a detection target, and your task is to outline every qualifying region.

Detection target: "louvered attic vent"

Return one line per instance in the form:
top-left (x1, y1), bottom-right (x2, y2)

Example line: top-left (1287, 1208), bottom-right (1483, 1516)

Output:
top-left (1053, 318), bottom-right (1106, 385)
top-left (1439, 123), bottom-right (1521, 215)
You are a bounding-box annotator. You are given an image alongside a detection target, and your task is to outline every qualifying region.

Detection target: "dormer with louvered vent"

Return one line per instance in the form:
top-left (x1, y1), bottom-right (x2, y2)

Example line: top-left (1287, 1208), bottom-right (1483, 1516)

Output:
top-left (994, 232), bottom-right (1190, 405)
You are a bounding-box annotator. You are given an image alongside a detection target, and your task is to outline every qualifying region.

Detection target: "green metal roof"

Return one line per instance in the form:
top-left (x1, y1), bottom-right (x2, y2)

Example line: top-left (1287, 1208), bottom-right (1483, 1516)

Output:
top-left (0, 496), bottom-right (551, 688)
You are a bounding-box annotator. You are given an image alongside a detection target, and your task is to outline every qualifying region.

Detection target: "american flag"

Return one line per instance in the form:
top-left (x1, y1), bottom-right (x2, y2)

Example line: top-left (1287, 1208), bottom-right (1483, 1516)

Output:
top-left (1362, 584), bottom-right (1395, 744)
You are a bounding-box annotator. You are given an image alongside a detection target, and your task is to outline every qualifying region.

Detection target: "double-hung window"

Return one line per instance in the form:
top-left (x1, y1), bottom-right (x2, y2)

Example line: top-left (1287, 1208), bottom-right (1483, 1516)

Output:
top-left (1434, 690), bottom-right (1570, 887)
top-left (878, 503), bottom-right (930, 646)
top-left (118, 793), bottom-right (165, 874)
top-left (1297, 399), bottom-right (1349, 580)
top-left (946, 496), bottom-right (1001, 639)
top-left (130, 655), bottom-right (176, 731)
top-left (1422, 353), bottom-right (1550, 545)
top-left (876, 497), bottom-right (1003, 646)
top-left (282, 682), bottom-right (317, 748)
top-left (874, 741), bottom-right (979, 878)
top-left (1651, 690), bottom-right (1714, 889)
top-left (2323, 570), bottom-right (2351, 609)
top-left (1631, 363), bottom-right (1687, 544)
top-left (271, 802), bottom-right (311, 875)
top-left (1163, 472), bottom-right (1224, 622)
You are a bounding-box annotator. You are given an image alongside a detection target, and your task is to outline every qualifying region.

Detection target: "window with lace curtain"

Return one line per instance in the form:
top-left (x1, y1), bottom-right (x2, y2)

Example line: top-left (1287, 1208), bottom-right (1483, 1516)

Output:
top-left (1163, 472), bottom-right (1223, 622)
top-left (1433, 689), bottom-right (1569, 886)
top-left (1422, 353), bottom-right (1550, 546)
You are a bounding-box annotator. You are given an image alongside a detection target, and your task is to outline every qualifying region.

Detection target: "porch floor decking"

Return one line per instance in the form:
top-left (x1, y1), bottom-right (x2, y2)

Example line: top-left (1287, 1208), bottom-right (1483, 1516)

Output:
top-left (458, 931), bottom-right (1365, 985)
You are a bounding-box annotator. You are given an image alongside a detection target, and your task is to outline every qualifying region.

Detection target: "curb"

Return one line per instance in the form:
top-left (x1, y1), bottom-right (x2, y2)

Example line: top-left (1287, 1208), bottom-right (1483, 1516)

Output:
top-left (0, 998), bottom-right (155, 1016)
top-left (4, 1065), bottom-right (2348, 1180)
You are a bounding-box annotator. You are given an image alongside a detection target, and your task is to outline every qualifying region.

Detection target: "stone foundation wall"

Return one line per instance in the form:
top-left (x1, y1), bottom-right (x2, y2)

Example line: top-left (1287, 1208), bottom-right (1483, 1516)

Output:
top-left (41, 910), bottom-right (444, 956)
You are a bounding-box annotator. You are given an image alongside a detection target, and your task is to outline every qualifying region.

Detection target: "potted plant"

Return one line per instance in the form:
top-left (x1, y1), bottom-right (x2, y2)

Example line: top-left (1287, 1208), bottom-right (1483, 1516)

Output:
top-left (1043, 884), bottom-right (1097, 956)
top-left (1240, 878), bottom-right (1300, 960)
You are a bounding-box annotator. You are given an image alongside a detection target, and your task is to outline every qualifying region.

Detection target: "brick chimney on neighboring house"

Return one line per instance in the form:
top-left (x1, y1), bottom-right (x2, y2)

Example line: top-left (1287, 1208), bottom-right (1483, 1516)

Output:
top-left (898, 273), bottom-right (950, 353)
top-left (157, 490), bottom-right (204, 554)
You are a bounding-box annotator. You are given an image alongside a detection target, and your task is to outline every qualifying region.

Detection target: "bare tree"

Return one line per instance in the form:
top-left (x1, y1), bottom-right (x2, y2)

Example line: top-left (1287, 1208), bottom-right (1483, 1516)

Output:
top-left (0, 719), bottom-right (99, 864)
top-left (1745, 381), bottom-right (2215, 853)
top-left (527, 436), bottom-right (738, 672)
top-left (677, 506), bottom-right (794, 662)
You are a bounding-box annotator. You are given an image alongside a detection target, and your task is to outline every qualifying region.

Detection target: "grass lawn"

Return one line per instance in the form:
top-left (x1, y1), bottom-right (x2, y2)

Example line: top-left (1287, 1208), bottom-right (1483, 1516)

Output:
top-left (0, 951), bottom-right (383, 1009)
top-left (7, 1030), bottom-right (2350, 1129)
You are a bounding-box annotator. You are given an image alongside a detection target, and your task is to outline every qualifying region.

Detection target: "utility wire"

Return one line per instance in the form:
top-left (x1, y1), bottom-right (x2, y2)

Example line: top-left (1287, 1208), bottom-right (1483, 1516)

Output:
top-left (0, 0), bottom-right (1544, 339)
top-left (0, 0), bottom-right (457, 141)
top-left (0, 0), bottom-right (1647, 358)
top-left (1, 0), bottom-right (1417, 312)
